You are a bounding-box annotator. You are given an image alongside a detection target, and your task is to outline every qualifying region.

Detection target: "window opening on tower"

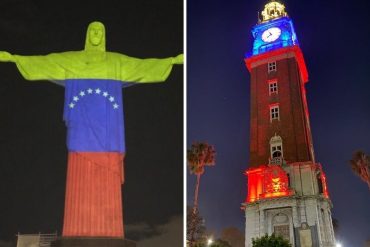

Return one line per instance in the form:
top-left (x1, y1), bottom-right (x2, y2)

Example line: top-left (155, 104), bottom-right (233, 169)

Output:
top-left (270, 134), bottom-right (283, 159)
top-left (269, 80), bottom-right (278, 95)
top-left (317, 173), bottom-right (324, 194)
top-left (270, 105), bottom-right (280, 121)
top-left (268, 61), bottom-right (277, 73)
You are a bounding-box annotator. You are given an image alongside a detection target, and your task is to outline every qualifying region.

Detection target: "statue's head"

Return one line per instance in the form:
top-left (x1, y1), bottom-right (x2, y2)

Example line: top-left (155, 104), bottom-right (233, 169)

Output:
top-left (85, 21), bottom-right (106, 52)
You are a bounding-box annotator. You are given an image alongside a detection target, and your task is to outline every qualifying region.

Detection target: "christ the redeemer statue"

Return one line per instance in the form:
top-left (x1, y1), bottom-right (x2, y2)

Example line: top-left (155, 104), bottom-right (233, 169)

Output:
top-left (0, 21), bottom-right (183, 245)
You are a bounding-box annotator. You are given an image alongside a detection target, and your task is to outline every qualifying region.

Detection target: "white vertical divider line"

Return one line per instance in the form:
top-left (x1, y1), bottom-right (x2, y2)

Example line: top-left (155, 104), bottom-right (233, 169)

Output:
top-left (183, 0), bottom-right (188, 245)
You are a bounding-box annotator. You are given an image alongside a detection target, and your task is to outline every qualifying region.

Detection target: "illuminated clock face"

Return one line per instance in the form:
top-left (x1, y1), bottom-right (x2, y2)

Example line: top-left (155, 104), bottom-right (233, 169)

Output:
top-left (262, 27), bottom-right (282, 42)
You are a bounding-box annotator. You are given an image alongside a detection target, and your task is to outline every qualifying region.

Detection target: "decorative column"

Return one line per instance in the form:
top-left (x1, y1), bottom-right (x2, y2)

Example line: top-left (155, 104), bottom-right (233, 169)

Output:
top-left (259, 209), bottom-right (265, 235)
top-left (292, 205), bottom-right (299, 227)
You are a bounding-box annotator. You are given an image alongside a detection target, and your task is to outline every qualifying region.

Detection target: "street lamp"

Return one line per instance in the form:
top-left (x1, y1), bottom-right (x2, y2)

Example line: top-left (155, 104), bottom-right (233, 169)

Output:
top-left (207, 238), bottom-right (213, 246)
top-left (336, 243), bottom-right (342, 247)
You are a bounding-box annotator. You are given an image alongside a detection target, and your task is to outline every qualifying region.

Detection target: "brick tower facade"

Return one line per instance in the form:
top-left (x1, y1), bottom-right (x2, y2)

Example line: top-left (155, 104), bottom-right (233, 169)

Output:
top-left (243, 1), bottom-right (336, 247)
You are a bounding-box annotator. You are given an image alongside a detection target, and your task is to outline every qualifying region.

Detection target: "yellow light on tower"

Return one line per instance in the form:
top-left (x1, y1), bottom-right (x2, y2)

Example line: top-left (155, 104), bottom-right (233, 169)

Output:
top-left (261, 1), bottom-right (287, 22)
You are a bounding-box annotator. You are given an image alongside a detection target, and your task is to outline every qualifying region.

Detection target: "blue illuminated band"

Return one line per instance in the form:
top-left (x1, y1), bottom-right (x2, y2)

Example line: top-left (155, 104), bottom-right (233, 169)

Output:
top-left (247, 17), bottom-right (299, 57)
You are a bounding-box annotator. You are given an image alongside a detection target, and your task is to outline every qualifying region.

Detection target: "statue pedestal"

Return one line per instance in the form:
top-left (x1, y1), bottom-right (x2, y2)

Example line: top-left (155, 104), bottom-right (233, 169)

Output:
top-left (52, 237), bottom-right (136, 247)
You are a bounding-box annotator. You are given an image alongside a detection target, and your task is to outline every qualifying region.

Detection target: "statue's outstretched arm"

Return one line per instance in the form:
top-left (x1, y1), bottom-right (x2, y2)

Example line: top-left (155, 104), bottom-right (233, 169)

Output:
top-left (0, 52), bottom-right (66, 81)
top-left (0, 51), bottom-right (15, 62)
top-left (119, 53), bottom-right (183, 83)
top-left (172, 54), bottom-right (184, 65)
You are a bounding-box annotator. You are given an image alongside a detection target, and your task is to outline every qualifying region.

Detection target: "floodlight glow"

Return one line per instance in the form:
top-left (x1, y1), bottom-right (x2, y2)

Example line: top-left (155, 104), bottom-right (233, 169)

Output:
top-left (336, 243), bottom-right (342, 247)
top-left (207, 238), bottom-right (214, 246)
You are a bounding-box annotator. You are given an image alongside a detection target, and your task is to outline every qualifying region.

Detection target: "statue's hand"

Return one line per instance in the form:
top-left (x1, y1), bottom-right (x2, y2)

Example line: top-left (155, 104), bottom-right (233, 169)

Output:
top-left (0, 51), bottom-right (15, 62)
top-left (172, 54), bottom-right (183, 65)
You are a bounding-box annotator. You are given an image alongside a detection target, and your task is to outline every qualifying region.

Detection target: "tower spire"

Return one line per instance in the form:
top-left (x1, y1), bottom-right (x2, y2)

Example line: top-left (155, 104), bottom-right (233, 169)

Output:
top-left (260, 0), bottom-right (287, 23)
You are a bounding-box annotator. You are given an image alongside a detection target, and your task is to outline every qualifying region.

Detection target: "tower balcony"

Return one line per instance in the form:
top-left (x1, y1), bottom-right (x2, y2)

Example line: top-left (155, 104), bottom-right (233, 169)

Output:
top-left (269, 156), bottom-right (284, 166)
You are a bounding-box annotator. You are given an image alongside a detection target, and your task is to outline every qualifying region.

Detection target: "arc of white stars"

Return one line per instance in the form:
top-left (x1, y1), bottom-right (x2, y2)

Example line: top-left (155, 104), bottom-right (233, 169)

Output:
top-left (69, 87), bottom-right (119, 110)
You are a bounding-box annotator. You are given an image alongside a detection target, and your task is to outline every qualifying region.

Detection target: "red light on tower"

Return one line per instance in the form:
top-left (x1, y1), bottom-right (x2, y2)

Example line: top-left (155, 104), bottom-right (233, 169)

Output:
top-left (261, 165), bottom-right (293, 199)
top-left (245, 165), bottom-right (294, 203)
top-left (245, 167), bottom-right (264, 203)
top-left (242, 1), bottom-right (336, 246)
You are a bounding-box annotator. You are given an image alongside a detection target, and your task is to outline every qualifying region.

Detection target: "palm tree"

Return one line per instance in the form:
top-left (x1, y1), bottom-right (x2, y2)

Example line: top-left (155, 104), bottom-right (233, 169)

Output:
top-left (350, 151), bottom-right (370, 189)
top-left (187, 142), bottom-right (216, 246)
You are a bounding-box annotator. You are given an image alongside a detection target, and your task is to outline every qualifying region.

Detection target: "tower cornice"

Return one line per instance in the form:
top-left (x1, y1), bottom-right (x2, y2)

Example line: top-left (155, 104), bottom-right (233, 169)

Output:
top-left (244, 45), bottom-right (308, 83)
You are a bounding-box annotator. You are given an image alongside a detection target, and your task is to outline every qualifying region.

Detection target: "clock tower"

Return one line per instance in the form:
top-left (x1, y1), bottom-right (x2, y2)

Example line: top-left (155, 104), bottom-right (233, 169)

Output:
top-left (243, 1), bottom-right (336, 247)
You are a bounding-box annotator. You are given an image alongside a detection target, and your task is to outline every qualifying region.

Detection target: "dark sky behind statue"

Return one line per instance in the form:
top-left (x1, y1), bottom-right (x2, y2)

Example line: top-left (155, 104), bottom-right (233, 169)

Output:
top-left (0, 0), bottom-right (183, 246)
top-left (1, 20), bottom-right (183, 238)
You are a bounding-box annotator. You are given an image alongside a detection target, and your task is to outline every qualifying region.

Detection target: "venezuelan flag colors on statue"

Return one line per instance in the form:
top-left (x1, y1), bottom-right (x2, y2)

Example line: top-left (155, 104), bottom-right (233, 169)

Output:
top-left (0, 21), bottom-right (183, 239)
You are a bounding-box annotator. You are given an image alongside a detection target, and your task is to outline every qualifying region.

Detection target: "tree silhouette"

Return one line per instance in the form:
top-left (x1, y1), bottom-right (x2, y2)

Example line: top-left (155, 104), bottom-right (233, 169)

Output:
top-left (252, 234), bottom-right (292, 247)
top-left (349, 151), bottom-right (370, 189)
top-left (187, 206), bottom-right (206, 245)
top-left (221, 227), bottom-right (245, 247)
top-left (187, 142), bottom-right (216, 247)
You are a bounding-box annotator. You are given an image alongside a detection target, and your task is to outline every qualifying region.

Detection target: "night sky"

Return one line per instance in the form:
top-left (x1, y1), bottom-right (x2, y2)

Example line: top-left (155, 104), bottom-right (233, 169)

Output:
top-left (187, 0), bottom-right (370, 246)
top-left (0, 0), bottom-right (183, 246)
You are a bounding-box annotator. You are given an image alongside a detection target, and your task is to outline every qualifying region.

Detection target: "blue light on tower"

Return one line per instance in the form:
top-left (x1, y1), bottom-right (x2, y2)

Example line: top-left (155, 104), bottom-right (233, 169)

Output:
top-left (247, 17), bottom-right (299, 57)
top-left (246, 0), bottom-right (301, 58)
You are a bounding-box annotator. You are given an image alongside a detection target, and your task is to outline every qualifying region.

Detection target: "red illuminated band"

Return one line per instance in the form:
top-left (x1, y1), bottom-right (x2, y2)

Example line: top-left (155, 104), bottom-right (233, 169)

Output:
top-left (245, 45), bottom-right (308, 83)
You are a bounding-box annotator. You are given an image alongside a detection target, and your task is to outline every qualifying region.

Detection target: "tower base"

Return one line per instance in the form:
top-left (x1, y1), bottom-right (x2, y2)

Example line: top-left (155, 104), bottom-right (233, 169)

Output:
top-left (243, 162), bottom-right (336, 247)
top-left (52, 237), bottom-right (136, 247)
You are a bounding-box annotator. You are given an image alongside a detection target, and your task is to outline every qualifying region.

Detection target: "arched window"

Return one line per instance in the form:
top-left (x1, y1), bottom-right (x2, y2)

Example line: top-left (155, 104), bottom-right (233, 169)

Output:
top-left (272, 213), bottom-right (290, 240)
top-left (270, 134), bottom-right (283, 158)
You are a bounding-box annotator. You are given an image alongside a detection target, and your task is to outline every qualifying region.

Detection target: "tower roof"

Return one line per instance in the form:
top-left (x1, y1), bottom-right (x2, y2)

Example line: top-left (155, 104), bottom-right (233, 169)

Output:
top-left (260, 1), bottom-right (288, 23)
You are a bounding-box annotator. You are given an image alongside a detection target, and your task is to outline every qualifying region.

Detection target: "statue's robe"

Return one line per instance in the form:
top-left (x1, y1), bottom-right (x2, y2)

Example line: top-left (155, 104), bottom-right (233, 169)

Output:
top-left (13, 51), bottom-right (175, 237)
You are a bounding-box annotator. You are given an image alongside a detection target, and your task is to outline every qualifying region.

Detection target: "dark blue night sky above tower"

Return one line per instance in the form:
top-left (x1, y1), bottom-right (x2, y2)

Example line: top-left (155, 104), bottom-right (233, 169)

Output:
top-left (187, 0), bottom-right (370, 246)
